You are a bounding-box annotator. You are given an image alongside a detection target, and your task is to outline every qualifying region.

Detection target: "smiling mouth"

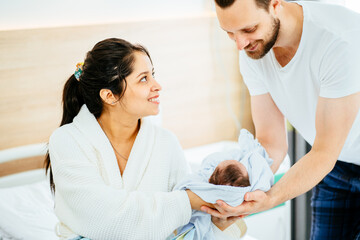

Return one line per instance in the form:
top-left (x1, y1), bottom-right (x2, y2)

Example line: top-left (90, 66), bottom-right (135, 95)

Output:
top-left (148, 97), bottom-right (160, 103)
top-left (247, 43), bottom-right (258, 52)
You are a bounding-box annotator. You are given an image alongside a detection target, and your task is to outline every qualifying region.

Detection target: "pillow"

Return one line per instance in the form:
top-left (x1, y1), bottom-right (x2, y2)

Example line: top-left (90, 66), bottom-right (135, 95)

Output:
top-left (0, 180), bottom-right (58, 240)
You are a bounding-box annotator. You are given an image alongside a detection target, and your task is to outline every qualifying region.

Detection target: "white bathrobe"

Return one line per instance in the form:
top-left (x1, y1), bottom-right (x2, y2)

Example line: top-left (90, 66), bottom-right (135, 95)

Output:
top-left (49, 105), bottom-right (192, 240)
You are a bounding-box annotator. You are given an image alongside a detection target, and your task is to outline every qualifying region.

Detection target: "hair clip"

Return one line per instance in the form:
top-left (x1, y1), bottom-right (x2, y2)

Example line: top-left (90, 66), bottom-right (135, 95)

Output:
top-left (74, 62), bottom-right (84, 81)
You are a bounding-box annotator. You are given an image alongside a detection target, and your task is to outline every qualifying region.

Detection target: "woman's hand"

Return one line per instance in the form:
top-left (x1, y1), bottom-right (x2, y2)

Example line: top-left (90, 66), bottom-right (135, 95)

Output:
top-left (186, 190), bottom-right (214, 211)
top-left (211, 216), bottom-right (240, 231)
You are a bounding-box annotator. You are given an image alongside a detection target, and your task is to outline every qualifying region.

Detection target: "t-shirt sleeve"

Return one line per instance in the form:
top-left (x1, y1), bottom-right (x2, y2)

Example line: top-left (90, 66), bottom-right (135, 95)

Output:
top-left (239, 51), bottom-right (268, 96)
top-left (319, 34), bottom-right (360, 98)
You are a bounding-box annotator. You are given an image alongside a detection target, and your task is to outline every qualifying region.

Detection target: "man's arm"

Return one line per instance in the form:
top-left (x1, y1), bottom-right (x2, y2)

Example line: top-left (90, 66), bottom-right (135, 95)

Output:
top-left (250, 93), bottom-right (288, 173)
top-left (266, 92), bottom-right (360, 208)
top-left (202, 92), bottom-right (360, 218)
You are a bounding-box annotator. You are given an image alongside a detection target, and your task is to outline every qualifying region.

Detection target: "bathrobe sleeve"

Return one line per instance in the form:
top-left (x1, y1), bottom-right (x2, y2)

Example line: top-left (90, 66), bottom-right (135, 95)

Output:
top-left (49, 128), bottom-right (192, 240)
top-left (169, 133), bottom-right (192, 190)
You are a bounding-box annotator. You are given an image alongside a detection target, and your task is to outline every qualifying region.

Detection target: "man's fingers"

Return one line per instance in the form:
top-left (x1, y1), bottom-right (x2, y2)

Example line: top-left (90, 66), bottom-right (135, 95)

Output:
top-left (201, 206), bottom-right (223, 219)
top-left (205, 190), bottom-right (267, 219)
top-left (215, 200), bottom-right (251, 217)
top-left (245, 190), bottom-right (265, 201)
top-left (202, 199), bottom-right (254, 218)
top-left (213, 202), bottom-right (229, 215)
top-left (245, 191), bottom-right (258, 201)
top-left (216, 200), bottom-right (234, 213)
top-left (244, 192), bottom-right (252, 201)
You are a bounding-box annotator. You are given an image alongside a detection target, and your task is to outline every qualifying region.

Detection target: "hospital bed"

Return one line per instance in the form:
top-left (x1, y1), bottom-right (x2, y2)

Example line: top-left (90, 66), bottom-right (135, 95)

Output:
top-left (0, 144), bottom-right (57, 240)
top-left (0, 141), bottom-right (289, 240)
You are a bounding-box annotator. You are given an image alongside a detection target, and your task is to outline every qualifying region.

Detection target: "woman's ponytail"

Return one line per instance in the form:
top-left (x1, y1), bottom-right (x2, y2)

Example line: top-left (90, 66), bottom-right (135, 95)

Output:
top-left (45, 74), bottom-right (83, 192)
top-left (60, 74), bottom-right (84, 125)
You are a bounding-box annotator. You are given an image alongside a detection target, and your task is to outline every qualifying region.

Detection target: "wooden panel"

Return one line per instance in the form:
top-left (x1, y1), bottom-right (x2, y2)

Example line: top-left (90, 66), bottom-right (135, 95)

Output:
top-left (0, 155), bottom-right (45, 177)
top-left (0, 15), bottom-right (253, 150)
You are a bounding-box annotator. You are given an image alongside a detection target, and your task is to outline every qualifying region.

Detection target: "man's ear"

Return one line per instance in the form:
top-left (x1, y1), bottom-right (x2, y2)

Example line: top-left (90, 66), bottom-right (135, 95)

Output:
top-left (270, 0), bottom-right (282, 15)
top-left (99, 89), bottom-right (118, 105)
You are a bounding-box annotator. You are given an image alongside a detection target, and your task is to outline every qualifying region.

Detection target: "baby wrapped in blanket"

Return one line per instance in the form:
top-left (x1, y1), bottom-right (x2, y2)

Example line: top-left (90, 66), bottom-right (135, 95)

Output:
top-left (173, 129), bottom-right (274, 240)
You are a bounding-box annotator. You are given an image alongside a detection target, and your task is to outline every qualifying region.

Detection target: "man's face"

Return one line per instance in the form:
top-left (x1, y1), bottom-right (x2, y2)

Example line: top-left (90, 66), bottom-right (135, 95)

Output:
top-left (216, 0), bottom-right (280, 59)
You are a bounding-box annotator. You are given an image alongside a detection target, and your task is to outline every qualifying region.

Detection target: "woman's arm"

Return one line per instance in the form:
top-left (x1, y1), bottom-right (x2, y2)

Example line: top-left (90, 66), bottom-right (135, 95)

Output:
top-left (186, 190), bottom-right (214, 210)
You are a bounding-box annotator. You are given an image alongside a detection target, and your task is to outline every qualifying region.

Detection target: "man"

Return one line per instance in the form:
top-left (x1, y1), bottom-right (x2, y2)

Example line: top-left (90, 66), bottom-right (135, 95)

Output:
top-left (200, 0), bottom-right (360, 239)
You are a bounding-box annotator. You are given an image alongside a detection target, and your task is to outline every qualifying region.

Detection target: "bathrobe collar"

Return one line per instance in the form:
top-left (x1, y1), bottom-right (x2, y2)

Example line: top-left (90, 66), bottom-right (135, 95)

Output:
top-left (72, 104), bottom-right (155, 191)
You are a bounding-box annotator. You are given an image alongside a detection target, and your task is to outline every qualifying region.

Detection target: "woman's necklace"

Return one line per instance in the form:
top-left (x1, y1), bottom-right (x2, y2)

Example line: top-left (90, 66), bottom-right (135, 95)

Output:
top-left (98, 119), bottom-right (128, 161)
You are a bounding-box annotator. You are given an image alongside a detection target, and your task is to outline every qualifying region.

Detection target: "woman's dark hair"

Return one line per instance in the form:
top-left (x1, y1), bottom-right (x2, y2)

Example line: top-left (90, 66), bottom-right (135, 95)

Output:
top-left (215, 0), bottom-right (272, 11)
top-left (44, 38), bottom-right (152, 192)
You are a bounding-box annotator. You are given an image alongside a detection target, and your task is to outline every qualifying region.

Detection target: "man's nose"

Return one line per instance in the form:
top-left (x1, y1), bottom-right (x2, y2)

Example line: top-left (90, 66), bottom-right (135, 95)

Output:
top-left (235, 35), bottom-right (250, 51)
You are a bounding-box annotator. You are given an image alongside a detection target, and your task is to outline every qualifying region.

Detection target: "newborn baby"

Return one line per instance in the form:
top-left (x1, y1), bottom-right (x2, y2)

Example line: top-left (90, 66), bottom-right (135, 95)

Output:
top-left (174, 129), bottom-right (274, 240)
top-left (209, 160), bottom-right (250, 187)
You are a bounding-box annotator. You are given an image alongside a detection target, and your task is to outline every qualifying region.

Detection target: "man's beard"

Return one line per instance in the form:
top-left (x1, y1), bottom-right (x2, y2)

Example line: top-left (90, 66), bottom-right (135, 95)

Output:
top-left (246, 17), bottom-right (280, 59)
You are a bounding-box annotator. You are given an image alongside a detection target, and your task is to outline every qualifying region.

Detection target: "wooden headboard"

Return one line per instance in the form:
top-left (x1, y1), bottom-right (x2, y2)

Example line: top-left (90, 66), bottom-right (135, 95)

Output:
top-left (0, 14), bottom-right (253, 176)
top-left (0, 156), bottom-right (45, 177)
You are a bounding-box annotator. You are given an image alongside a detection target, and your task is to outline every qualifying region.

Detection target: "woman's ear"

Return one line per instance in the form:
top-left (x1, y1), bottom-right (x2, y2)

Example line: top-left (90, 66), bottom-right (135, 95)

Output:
top-left (99, 89), bottom-right (118, 105)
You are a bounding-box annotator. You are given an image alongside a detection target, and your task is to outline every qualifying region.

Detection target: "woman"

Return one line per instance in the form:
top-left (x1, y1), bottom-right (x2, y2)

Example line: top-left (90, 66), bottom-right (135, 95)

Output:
top-left (45, 38), bottom-right (240, 239)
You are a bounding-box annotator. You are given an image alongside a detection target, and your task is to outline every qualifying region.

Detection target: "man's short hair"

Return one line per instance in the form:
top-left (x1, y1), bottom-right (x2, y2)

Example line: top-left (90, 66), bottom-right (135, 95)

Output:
top-left (215, 0), bottom-right (272, 11)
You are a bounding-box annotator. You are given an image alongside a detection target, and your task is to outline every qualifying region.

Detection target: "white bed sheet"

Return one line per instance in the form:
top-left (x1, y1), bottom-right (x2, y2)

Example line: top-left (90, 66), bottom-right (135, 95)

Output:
top-left (0, 178), bottom-right (58, 240)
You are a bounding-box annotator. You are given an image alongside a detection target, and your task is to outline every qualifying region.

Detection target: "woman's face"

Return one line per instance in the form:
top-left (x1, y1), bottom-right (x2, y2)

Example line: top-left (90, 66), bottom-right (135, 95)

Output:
top-left (119, 51), bottom-right (162, 118)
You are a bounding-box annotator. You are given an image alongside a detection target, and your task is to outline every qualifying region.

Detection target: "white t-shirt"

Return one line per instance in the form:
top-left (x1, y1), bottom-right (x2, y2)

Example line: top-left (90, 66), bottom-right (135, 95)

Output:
top-left (240, 1), bottom-right (360, 165)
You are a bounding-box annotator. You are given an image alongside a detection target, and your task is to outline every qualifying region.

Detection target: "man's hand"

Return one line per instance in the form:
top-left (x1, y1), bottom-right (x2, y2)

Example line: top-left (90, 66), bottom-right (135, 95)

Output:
top-left (200, 190), bottom-right (272, 218)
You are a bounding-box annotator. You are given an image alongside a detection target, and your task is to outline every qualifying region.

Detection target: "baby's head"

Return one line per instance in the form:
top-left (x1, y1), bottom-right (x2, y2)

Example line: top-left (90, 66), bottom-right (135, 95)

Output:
top-left (209, 160), bottom-right (250, 187)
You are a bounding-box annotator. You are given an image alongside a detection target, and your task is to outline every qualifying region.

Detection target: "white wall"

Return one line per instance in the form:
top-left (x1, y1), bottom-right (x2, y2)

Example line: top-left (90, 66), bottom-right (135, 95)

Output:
top-left (316, 0), bottom-right (360, 12)
top-left (0, 0), bottom-right (212, 30)
top-left (2, 0), bottom-right (359, 31)
top-left (345, 0), bottom-right (360, 12)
